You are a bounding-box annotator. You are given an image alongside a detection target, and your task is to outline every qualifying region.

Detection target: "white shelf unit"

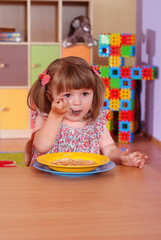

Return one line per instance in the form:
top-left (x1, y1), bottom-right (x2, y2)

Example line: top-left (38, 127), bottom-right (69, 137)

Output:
top-left (0, 0), bottom-right (93, 138)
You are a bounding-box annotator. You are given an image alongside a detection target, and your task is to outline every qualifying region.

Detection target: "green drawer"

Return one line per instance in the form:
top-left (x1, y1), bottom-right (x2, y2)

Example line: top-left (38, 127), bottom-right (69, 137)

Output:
top-left (30, 45), bottom-right (59, 84)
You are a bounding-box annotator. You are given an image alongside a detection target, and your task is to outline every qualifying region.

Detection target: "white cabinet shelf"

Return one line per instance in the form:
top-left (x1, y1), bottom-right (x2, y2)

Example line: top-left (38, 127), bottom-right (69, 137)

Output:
top-left (0, 0), bottom-right (93, 138)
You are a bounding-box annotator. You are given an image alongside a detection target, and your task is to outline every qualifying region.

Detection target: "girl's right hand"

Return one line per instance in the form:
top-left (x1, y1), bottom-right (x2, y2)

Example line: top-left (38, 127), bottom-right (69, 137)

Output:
top-left (51, 96), bottom-right (70, 116)
top-left (120, 149), bottom-right (147, 168)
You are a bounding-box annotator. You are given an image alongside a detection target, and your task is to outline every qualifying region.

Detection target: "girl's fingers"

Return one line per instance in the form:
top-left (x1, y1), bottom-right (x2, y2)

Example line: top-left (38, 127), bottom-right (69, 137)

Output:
top-left (138, 159), bottom-right (145, 168)
top-left (143, 154), bottom-right (148, 159)
top-left (121, 149), bottom-right (129, 157)
top-left (56, 96), bottom-right (69, 105)
top-left (124, 149), bottom-right (129, 155)
top-left (133, 157), bottom-right (145, 168)
top-left (121, 152), bottom-right (146, 168)
top-left (62, 97), bottom-right (70, 104)
top-left (130, 152), bottom-right (147, 160)
top-left (51, 96), bottom-right (70, 115)
top-left (55, 96), bottom-right (63, 103)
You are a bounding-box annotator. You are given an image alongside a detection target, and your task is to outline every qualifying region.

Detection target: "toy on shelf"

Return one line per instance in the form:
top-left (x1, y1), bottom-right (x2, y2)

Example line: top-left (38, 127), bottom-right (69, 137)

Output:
top-left (96, 33), bottom-right (156, 144)
top-left (62, 16), bottom-right (97, 48)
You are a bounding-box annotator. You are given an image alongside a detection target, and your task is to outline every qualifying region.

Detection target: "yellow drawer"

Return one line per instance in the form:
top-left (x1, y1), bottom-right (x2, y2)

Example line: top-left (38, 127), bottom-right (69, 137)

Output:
top-left (0, 89), bottom-right (28, 129)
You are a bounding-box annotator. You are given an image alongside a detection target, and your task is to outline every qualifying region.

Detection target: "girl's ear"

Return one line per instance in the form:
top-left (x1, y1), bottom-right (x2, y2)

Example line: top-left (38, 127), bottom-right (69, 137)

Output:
top-left (46, 90), bottom-right (53, 103)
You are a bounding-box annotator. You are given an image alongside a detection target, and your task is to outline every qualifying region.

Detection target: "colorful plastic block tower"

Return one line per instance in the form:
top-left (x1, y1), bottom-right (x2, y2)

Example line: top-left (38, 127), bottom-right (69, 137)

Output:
top-left (97, 33), bottom-right (155, 144)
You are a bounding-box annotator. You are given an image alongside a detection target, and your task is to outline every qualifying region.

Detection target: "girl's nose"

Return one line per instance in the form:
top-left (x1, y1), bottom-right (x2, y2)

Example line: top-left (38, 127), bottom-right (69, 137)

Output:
top-left (72, 95), bottom-right (81, 105)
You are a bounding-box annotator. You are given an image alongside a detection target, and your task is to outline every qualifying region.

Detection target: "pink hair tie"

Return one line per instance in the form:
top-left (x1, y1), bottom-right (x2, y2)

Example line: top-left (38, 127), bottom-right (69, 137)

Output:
top-left (38, 69), bottom-right (51, 86)
top-left (91, 65), bottom-right (100, 78)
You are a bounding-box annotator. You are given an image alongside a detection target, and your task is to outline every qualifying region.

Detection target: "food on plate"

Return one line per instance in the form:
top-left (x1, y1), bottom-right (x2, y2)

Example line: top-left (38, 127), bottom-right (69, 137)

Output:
top-left (50, 158), bottom-right (97, 166)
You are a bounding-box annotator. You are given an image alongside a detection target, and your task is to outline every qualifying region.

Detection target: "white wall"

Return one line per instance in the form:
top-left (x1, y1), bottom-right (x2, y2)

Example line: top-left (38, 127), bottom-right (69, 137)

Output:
top-left (136, 0), bottom-right (161, 142)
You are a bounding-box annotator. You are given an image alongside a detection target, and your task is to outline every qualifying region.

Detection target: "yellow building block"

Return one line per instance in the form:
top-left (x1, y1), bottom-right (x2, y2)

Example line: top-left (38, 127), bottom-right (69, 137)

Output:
top-left (110, 33), bottom-right (121, 46)
top-left (109, 56), bottom-right (122, 67)
top-left (109, 99), bottom-right (120, 111)
top-left (105, 88), bottom-right (110, 99)
top-left (120, 89), bottom-right (131, 100)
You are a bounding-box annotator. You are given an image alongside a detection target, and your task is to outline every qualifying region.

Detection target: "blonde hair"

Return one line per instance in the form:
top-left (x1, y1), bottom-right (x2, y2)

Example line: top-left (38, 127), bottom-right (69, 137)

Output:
top-left (27, 56), bottom-right (106, 120)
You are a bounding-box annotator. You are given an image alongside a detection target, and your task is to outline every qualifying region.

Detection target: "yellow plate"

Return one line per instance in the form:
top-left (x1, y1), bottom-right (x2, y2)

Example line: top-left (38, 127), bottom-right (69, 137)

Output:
top-left (37, 152), bottom-right (110, 173)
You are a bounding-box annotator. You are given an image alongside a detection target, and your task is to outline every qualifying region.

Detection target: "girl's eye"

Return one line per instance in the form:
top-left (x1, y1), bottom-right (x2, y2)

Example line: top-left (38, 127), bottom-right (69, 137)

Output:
top-left (64, 93), bottom-right (71, 98)
top-left (82, 92), bottom-right (89, 96)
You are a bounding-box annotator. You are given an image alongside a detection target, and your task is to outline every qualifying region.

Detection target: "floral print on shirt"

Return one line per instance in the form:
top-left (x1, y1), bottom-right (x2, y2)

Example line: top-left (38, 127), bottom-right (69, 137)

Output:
top-left (31, 109), bottom-right (109, 163)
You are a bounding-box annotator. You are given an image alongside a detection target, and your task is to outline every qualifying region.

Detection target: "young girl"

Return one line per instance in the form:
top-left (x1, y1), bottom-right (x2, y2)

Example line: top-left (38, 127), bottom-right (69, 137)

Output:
top-left (25, 56), bottom-right (147, 167)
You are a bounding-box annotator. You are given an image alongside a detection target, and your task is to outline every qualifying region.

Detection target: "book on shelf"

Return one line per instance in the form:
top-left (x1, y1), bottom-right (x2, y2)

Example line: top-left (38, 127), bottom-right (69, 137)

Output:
top-left (0, 28), bottom-right (15, 33)
top-left (0, 32), bottom-right (22, 42)
top-left (0, 37), bottom-right (21, 42)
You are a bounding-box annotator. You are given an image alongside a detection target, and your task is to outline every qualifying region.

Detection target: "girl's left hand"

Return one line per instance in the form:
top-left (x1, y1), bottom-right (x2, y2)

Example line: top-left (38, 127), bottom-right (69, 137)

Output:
top-left (120, 149), bottom-right (147, 168)
top-left (51, 96), bottom-right (70, 116)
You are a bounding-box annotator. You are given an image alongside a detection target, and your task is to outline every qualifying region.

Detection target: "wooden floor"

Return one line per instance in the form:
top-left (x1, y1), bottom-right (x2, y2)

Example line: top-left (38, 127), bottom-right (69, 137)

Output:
top-left (0, 134), bottom-right (161, 165)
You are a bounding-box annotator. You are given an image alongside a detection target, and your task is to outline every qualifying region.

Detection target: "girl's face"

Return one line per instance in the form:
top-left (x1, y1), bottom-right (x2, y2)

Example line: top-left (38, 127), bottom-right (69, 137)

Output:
top-left (57, 88), bottom-right (93, 122)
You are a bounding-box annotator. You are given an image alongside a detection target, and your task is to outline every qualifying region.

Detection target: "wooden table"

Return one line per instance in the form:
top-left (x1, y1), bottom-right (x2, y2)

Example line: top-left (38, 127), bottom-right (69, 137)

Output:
top-left (0, 164), bottom-right (161, 240)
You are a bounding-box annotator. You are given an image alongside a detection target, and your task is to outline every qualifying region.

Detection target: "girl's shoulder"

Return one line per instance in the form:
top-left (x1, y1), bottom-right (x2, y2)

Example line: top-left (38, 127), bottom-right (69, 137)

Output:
top-left (86, 109), bottom-right (109, 130)
top-left (89, 109), bottom-right (109, 124)
top-left (97, 109), bottom-right (109, 121)
top-left (96, 109), bottom-right (109, 126)
top-left (32, 109), bottom-right (48, 122)
top-left (85, 109), bottom-right (109, 137)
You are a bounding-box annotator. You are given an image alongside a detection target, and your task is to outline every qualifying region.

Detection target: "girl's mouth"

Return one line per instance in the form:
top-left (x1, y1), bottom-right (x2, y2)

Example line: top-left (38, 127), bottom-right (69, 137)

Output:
top-left (70, 108), bottom-right (82, 115)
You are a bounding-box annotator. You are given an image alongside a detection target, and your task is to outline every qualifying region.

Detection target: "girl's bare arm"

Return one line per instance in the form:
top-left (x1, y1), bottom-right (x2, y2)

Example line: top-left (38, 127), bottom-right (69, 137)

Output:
top-left (101, 143), bottom-right (122, 165)
top-left (101, 144), bottom-right (147, 168)
top-left (33, 97), bottom-right (69, 153)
